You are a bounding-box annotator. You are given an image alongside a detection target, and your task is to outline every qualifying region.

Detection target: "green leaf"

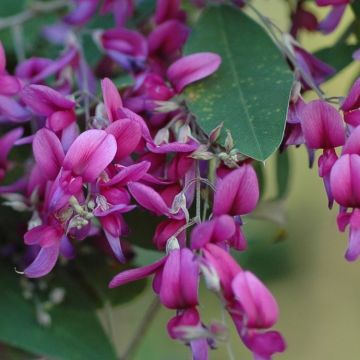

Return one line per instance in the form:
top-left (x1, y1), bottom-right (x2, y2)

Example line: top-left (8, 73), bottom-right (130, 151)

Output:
top-left (275, 150), bottom-right (290, 199)
top-left (0, 262), bottom-right (117, 360)
top-left (76, 252), bottom-right (147, 308)
top-left (123, 210), bottom-right (163, 249)
top-left (184, 5), bottom-right (293, 161)
top-left (315, 43), bottom-right (357, 74)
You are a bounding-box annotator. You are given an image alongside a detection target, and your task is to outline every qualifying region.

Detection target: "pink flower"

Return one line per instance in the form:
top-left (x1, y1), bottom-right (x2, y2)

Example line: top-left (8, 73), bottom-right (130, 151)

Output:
top-left (213, 165), bottom-right (259, 217)
top-left (340, 78), bottom-right (360, 126)
top-left (167, 53), bottom-right (222, 93)
top-left (21, 85), bottom-right (76, 132)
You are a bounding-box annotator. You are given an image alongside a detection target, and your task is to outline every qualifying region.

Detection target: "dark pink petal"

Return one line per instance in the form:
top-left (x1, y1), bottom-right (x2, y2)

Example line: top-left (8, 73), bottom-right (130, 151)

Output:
top-left (294, 46), bottom-right (335, 87)
top-left (109, 256), bottom-right (166, 288)
top-left (31, 47), bottom-right (77, 83)
top-left (60, 235), bottom-right (75, 259)
top-left (100, 214), bottom-right (125, 262)
top-left (21, 85), bottom-right (75, 116)
top-left (214, 165), bottom-right (259, 216)
top-left (342, 126), bottom-right (360, 155)
top-left (106, 119), bottom-right (142, 160)
top-left (148, 20), bottom-right (189, 56)
top-left (15, 57), bottom-right (53, 80)
top-left (153, 219), bottom-right (186, 250)
top-left (0, 75), bottom-right (21, 96)
top-left (47, 110), bottom-right (76, 132)
top-left (241, 330), bottom-right (286, 359)
top-left (147, 141), bottom-right (198, 154)
top-left (24, 225), bottom-right (62, 248)
top-left (33, 129), bottom-right (65, 180)
top-left (24, 244), bottom-right (60, 278)
top-left (316, 0), bottom-right (350, 5)
top-left (330, 154), bottom-right (360, 208)
top-left (63, 129), bottom-right (117, 182)
top-left (104, 161), bottom-right (150, 186)
top-left (167, 52), bottom-right (221, 93)
top-left (318, 5), bottom-right (346, 34)
top-left (167, 307), bottom-right (201, 339)
top-left (155, 0), bottom-right (183, 24)
top-left (300, 100), bottom-right (345, 149)
top-left (160, 249), bottom-right (199, 309)
top-left (0, 95), bottom-right (31, 122)
top-left (64, 0), bottom-right (98, 26)
top-left (232, 271), bottom-right (279, 329)
top-left (341, 78), bottom-right (360, 112)
top-left (128, 181), bottom-right (169, 215)
top-left (203, 243), bottom-right (242, 300)
top-left (101, 77), bottom-right (123, 122)
top-left (345, 209), bottom-right (360, 261)
top-left (0, 127), bottom-right (23, 166)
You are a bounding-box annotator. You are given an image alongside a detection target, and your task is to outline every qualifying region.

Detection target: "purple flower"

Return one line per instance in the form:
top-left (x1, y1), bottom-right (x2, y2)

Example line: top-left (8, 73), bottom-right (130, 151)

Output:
top-left (97, 28), bottom-right (148, 71)
top-left (293, 45), bottom-right (335, 87)
top-left (101, 0), bottom-right (134, 27)
top-left (63, 0), bottom-right (99, 26)
top-left (109, 248), bottom-right (199, 309)
top-left (21, 85), bottom-right (76, 132)
top-left (300, 100), bottom-right (345, 149)
top-left (167, 52), bottom-right (222, 93)
top-left (340, 78), bottom-right (360, 126)
top-left (213, 165), bottom-right (259, 217)
top-left (155, 0), bottom-right (185, 24)
top-left (316, 0), bottom-right (350, 34)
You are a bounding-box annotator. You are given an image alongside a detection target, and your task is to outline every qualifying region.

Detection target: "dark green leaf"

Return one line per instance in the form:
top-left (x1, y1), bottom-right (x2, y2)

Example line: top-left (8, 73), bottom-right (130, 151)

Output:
top-left (275, 150), bottom-right (290, 199)
top-left (123, 210), bottom-right (163, 249)
top-left (184, 5), bottom-right (293, 161)
top-left (0, 262), bottom-right (117, 360)
top-left (315, 43), bottom-right (357, 74)
top-left (76, 252), bottom-right (147, 308)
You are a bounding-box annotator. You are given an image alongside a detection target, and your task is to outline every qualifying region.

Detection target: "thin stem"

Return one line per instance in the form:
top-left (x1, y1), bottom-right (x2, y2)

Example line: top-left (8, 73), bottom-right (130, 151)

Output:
top-left (121, 297), bottom-right (161, 360)
top-left (76, 34), bottom-right (91, 128)
top-left (0, 0), bottom-right (69, 31)
top-left (218, 296), bottom-right (235, 360)
top-left (195, 161), bottom-right (201, 223)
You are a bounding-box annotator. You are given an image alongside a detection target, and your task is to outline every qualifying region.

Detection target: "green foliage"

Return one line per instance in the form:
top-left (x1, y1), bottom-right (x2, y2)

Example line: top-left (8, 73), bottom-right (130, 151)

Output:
top-left (0, 262), bottom-right (117, 360)
top-left (275, 150), bottom-right (290, 200)
top-left (76, 251), bottom-right (147, 307)
top-left (184, 5), bottom-right (293, 161)
top-left (315, 43), bottom-right (358, 74)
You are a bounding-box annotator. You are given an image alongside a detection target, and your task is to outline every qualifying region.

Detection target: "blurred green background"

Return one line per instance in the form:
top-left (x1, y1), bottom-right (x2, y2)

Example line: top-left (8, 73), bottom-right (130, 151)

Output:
top-left (99, 1), bottom-right (360, 359)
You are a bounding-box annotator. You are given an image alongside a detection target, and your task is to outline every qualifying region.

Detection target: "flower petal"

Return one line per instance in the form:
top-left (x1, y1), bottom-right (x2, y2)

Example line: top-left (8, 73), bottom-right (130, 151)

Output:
top-left (33, 129), bottom-right (65, 180)
top-left (24, 245), bottom-right (59, 278)
top-left (167, 52), bottom-right (221, 93)
top-left (63, 129), bottom-right (117, 182)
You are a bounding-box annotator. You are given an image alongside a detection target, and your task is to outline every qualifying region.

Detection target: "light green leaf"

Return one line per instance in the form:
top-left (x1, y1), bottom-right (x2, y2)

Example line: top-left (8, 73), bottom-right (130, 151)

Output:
top-left (184, 5), bottom-right (293, 161)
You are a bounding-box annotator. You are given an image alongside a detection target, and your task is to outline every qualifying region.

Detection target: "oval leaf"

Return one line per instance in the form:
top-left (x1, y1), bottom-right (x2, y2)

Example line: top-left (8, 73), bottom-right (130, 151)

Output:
top-left (184, 5), bottom-right (293, 161)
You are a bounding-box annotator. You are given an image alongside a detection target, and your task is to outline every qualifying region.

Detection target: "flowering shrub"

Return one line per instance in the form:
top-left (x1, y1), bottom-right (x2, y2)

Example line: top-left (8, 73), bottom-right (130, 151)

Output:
top-left (0, 0), bottom-right (359, 359)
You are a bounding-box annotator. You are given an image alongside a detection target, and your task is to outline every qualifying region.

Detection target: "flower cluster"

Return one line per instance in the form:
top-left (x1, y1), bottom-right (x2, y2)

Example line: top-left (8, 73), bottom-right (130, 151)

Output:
top-left (0, 0), bottom-right (288, 359)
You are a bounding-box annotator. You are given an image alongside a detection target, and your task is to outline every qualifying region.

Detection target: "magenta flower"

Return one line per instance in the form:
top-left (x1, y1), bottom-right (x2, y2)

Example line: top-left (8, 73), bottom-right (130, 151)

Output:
top-left (330, 154), bottom-right (360, 261)
top-left (97, 28), bottom-right (148, 71)
top-left (290, 3), bottom-right (318, 37)
top-left (21, 85), bottom-right (76, 132)
top-left (167, 52), bottom-right (222, 93)
top-left (315, 0), bottom-right (350, 34)
top-left (203, 244), bottom-right (286, 359)
top-left (148, 20), bottom-right (190, 59)
top-left (109, 248), bottom-right (199, 310)
top-left (213, 165), bottom-right (259, 217)
top-left (155, 0), bottom-right (185, 24)
top-left (340, 78), bottom-right (360, 126)
top-left (63, 0), bottom-right (99, 26)
top-left (293, 45), bottom-right (335, 87)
